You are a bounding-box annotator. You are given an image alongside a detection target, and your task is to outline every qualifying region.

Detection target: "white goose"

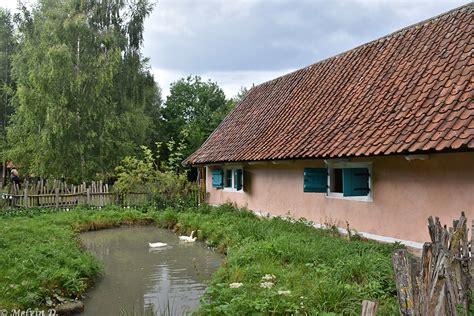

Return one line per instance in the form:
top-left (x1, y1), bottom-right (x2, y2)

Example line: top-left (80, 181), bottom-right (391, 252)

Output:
top-left (179, 230), bottom-right (197, 242)
top-left (148, 242), bottom-right (168, 248)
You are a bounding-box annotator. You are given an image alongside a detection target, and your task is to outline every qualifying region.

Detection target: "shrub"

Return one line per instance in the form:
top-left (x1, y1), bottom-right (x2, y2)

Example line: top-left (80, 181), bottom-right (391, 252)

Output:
top-left (114, 141), bottom-right (198, 209)
top-left (151, 171), bottom-right (197, 210)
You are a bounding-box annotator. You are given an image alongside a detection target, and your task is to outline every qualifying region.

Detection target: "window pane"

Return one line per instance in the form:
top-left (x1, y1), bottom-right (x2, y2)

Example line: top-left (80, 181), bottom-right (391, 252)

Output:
top-left (330, 168), bottom-right (343, 193)
top-left (234, 169), bottom-right (243, 190)
top-left (225, 170), bottom-right (232, 187)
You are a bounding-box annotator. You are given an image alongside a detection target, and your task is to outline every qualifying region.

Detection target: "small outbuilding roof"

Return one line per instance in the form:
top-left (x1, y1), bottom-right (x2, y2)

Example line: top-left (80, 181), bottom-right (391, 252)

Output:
top-left (185, 3), bottom-right (473, 166)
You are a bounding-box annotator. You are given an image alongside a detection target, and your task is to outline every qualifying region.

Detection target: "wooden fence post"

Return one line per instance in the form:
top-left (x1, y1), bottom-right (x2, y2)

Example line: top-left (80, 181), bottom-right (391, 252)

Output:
top-left (197, 167), bottom-right (202, 206)
top-left (392, 249), bottom-right (416, 315)
top-left (86, 187), bottom-right (90, 206)
top-left (392, 213), bottom-right (472, 316)
top-left (361, 300), bottom-right (378, 316)
top-left (55, 187), bottom-right (59, 208)
top-left (99, 180), bottom-right (103, 207)
top-left (471, 220), bottom-right (474, 294)
top-left (23, 185), bottom-right (28, 208)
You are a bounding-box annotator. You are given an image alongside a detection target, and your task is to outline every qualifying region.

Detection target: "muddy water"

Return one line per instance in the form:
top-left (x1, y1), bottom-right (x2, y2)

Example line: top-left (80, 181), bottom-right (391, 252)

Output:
top-left (79, 226), bottom-right (222, 315)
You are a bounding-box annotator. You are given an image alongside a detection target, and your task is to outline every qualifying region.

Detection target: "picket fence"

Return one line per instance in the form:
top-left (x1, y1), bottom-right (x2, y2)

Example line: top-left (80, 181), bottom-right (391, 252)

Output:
top-left (5, 180), bottom-right (148, 209)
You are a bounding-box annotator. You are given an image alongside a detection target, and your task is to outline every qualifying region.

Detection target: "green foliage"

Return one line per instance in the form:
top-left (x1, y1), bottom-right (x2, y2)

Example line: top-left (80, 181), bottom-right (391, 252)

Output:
top-left (0, 211), bottom-right (100, 309)
top-left (151, 171), bottom-right (197, 210)
top-left (0, 197), bottom-right (7, 210)
top-left (143, 82), bottom-right (164, 151)
top-left (114, 145), bottom-right (157, 194)
top-left (0, 206), bottom-right (163, 309)
top-left (114, 141), bottom-right (198, 209)
top-left (7, 0), bottom-right (158, 181)
top-left (0, 8), bottom-right (16, 161)
top-left (162, 75), bottom-right (235, 160)
top-left (0, 206), bottom-right (70, 219)
top-left (172, 205), bottom-right (400, 315)
top-left (162, 129), bottom-right (189, 173)
top-left (0, 205), bottom-right (399, 313)
top-left (0, 1), bottom-right (244, 183)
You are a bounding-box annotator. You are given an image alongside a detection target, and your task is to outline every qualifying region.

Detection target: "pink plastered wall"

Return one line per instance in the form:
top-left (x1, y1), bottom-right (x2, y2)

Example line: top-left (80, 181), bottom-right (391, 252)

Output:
top-left (206, 152), bottom-right (474, 243)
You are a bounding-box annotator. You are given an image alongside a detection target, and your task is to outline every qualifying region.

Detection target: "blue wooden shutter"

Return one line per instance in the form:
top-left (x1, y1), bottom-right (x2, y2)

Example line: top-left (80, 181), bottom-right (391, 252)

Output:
top-left (343, 168), bottom-right (370, 197)
top-left (234, 169), bottom-right (243, 190)
top-left (212, 169), bottom-right (224, 189)
top-left (303, 168), bottom-right (327, 193)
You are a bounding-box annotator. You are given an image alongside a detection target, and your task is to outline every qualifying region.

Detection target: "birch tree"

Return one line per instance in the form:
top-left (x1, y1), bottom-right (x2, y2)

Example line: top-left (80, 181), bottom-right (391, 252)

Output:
top-left (7, 0), bottom-right (156, 181)
top-left (0, 8), bottom-right (15, 168)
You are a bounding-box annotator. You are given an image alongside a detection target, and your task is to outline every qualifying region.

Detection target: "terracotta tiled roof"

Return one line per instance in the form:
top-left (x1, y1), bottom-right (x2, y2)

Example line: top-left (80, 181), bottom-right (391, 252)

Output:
top-left (185, 3), bottom-right (474, 165)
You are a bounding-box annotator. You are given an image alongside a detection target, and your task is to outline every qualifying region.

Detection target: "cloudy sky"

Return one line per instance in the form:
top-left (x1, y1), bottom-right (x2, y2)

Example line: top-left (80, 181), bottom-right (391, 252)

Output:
top-left (1, 0), bottom-right (470, 98)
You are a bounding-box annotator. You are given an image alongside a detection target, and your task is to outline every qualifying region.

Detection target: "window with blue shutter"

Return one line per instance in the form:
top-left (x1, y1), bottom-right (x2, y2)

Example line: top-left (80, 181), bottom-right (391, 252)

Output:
top-left (303, 168), bottom-right (327, 193)
top-left (325, 163), bottom-right (373, 200)
top-left (218, 168), bottom-right (244, 191)
top-left (212, 169), bottom-right (224, 189)
top-left (342, 168), bottom-right (370, 197)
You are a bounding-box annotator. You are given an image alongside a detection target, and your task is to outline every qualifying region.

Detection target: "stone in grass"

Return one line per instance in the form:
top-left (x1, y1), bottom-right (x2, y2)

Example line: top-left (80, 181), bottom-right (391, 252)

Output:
top-left (55, 300), bottom-right (84, 315)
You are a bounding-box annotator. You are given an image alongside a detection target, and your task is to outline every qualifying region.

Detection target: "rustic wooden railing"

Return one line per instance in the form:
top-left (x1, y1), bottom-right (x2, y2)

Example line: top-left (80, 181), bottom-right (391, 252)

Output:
top-left (4, 180), bottom-right (148, 209)
top-left (392, 212), bottom-right (473, 315)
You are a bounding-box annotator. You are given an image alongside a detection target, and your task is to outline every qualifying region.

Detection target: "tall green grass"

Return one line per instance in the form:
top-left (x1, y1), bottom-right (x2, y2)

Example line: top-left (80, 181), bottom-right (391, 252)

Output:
top-left (174, 205), bottom-right (400, 315)
top-left (0, 206), bottom-right (165, 308)
top-left (0, 205), bottom-right (400, 314)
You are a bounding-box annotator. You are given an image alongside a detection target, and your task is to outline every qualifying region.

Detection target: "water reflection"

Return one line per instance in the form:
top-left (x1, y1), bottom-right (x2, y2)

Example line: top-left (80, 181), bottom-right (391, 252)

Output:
top-left (80, 226), bottom-right (222, 315)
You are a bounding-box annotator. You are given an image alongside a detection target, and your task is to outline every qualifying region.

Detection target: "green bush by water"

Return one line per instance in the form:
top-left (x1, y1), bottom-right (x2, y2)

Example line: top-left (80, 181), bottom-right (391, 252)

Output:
top-left (0, 205), bottom-right (400, 314)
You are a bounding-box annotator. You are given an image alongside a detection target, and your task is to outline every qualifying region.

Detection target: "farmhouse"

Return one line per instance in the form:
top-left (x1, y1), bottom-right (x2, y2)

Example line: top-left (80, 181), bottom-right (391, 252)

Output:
top-left (184, 4), bottom-right (474, 246)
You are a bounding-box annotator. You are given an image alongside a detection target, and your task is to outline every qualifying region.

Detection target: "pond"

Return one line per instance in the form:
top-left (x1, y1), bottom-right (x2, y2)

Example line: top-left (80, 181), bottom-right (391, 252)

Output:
top-left (79, 226), bottom-right (223, 315)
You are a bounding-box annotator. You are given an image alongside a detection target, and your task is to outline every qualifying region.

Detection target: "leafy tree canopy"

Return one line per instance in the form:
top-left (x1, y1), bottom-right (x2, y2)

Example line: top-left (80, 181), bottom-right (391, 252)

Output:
top-left (162, 75), bottom-right (235, 161)
top-left (0, 8), bottom-right (16, 163)
top-left (7, 0), bottom-right (158, 182)
top-left (1, 1), bottom-right (245, 183)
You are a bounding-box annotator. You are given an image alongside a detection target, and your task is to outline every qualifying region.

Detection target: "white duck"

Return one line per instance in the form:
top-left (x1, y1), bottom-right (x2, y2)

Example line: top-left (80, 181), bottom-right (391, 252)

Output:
top-left (148, 242), bottom-right (168, 248)
top-left (179, 230), bottom-right (197, 242)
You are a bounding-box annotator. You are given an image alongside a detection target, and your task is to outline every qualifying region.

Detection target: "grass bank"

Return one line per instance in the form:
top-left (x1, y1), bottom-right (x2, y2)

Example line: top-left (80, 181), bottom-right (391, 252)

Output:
top-left (0, 205), bottom-right (400, 314)
top-left (0, 206), bottom-right (157, 309)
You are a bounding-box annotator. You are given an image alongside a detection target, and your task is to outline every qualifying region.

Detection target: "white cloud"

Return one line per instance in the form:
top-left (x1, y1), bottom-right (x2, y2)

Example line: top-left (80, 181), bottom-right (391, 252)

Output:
top-left (2, 0), bottom-right (471, 101)
top-left (144, 0), bottom-right (469, 100)
top-left (203, 69), bottom-right (294, 99)
top-left (152, 67), bottom-right (292, 99)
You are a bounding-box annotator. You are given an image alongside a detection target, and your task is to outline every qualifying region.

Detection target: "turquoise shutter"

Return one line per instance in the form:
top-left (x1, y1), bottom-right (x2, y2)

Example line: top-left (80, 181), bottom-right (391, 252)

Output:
top-left (303, 168), bottom-right (327, 193)
top-left (212, 169), bottom-right (224, 189)
top-left (234, 169), bottom-right (243, 190)
top-left (343, 168), bottom-right (370, 197)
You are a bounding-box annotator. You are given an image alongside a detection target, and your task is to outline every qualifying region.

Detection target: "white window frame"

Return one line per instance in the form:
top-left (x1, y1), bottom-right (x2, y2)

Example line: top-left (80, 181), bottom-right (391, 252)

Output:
top-left (223, 167), bottom-right (244, 193)
top-left (326, 162), bottom-right (373, 202)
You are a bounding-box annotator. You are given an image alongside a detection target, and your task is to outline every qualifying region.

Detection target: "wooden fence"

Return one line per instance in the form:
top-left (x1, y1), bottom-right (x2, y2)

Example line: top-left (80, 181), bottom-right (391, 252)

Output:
top-left (392, 212), bottom-right (473, 315)
top-left (4, 180), bottom-right (148, 209)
